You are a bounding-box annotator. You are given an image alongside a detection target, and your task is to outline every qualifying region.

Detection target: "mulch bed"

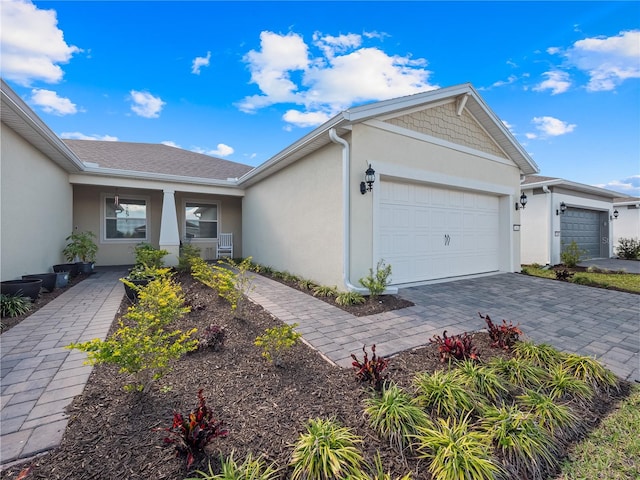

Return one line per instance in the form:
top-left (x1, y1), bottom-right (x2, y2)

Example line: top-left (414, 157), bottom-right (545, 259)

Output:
top-left (1, 273), bottom-right (631, 480)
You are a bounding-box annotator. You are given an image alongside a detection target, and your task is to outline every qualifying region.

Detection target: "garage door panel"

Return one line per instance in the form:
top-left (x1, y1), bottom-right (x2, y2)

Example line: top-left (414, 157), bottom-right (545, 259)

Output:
top-left (560, 208), bottom-right (602, 259)
top-left (379, 181), bottom-right (500, 284)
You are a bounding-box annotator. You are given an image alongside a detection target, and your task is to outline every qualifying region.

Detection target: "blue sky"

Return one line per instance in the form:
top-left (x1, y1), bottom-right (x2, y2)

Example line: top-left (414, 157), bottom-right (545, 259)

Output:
top-left (2, 1), bottom-right (639, 195)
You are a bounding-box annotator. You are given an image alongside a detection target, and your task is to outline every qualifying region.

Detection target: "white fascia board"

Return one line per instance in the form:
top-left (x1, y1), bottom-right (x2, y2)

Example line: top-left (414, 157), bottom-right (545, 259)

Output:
top-left (1, 79), bottom-right (86, 172)
top-left (74, 167), bottom-right (242, 189)
top-left (525, 179), bottom-right (621, 199)
top-left (237, 114), bottom-right (349, 186)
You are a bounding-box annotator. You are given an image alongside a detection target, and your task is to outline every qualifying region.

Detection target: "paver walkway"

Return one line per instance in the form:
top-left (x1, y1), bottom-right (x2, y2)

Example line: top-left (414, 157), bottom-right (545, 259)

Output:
top-left (1, 270), bottom-right (125, 467)
top-left (1, 268), bottom-right (638, 468)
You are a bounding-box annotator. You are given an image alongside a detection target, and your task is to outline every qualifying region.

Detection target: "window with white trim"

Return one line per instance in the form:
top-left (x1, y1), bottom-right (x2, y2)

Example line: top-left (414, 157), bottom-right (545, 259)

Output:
top-left (105, 196), bottom-right (148, 240)
top-left (185, 202), bottom-right (218, 239)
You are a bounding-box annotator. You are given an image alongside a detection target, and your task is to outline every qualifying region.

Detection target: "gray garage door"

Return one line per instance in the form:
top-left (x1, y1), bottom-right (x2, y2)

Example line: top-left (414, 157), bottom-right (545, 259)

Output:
top-left (560, 207), bottom-right (604, 259)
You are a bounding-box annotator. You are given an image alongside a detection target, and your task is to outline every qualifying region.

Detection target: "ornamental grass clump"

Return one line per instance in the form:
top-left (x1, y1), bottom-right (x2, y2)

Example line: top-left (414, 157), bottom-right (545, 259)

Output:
top-left (512, 340), bottom-right (565, 368)
top-left (487, 357), bottom-right (548, 391)
top-left (561, 353), bottom-right (618, 394)
top-left (186, 451), bottom-right (279, 480)
top-left (290, 417), bottom-right (364, 480)
top-left (517, 389), bottom-right (580, 441)
top-left (412, 413), bottom-right (502, 480)
top-left (480, 404), bottom-right (558, 480)
top-left (413, 369), bottom-right (478, 419)
top-left (67, 275), bottom-right (197, 392)
top-left (543, 363), bottom-right (593, 405)
top-left (364, 383), bottom-right (432, 454)
top-left (0, 293), bottom-right (32, 318)
top-left (456, 359), bottom-right (510, 405)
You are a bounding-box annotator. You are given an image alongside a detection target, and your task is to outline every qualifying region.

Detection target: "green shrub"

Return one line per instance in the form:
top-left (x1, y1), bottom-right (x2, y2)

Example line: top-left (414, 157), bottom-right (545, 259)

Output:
top-left (616, 237), bottom-right (640, 260)
top-left (336, 291), bottom-right (366, 306)
top-left (297, 278), bottom-right (317, 291)
top-left (560, 240), bottom-right (587, 268)
top-left (134, 242), bottom-right (169, 269)
top-left (290, 418), bottom-right (364, 480)
top-left (0, 293), bottom-right (32, 318)
top-left (254, 323), bottom-right (301, 367)
top-left (364, 383), bottom-right (432, 453)
top-left (359, 259), bottom-right (392, 299)
top-left (178, 244), bottom-right (202, 273)
top-left (67, 276), bottom-right (197, 392)
top-left (412, 413), bottom-right (501, 480)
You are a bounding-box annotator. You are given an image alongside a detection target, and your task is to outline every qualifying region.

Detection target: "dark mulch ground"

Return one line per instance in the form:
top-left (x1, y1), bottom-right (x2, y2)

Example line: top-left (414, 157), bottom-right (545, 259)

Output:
top-left (261, 273), bottom-right (415, 316)
top-left (1, 273), bottom-right (631, 480)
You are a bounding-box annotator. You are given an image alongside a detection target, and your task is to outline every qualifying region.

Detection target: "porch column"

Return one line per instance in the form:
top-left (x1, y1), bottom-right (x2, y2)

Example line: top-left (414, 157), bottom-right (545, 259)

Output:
top-left (159, 189), bottom-right (180, 266)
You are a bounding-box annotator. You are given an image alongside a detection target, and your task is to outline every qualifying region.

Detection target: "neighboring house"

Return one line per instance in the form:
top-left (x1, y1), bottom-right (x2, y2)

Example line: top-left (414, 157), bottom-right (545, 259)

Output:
top-left (2, 80), bottom-right (539, 289)
top-left (612, 197), bottom-right (640, 253)
top-left (520, 175), bottom-right (636, 266)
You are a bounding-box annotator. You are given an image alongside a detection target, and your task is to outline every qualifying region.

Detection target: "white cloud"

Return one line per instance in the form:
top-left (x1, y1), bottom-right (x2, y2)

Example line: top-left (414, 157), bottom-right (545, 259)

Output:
top-left (0, 0), bottom-right (80, 86)
top-left (191, 51), bottom-right (211, 75)
top-left (533, 70), bottom-right (572, 95)
top-left (30, 88), bottom-right (78, 115)
top-left (129, 90), bottom-right (165, 118)
top-left (596, 175), bottom-right (640, 196)
top-left (161, 141), bottom-right (181, 148)
top-left (551, 30), bottom-right (640, 92)
top-left (61, 132), bottom-right (118, 141)
top-left (192, 144), bottom-right (234, 157)
top-left (237, 30), bottom-right (437, 127)
top-left (526, 116), bottom-right (576, 139)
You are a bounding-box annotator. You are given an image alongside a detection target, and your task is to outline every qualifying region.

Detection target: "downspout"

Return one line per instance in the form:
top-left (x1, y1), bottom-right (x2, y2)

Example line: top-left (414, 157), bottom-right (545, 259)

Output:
top-left (329, 128), bottom-right (369, 294)
top-left (329, 128), bottom-right (397, 294)
top-left (542, 185), bottom-right (552, 266)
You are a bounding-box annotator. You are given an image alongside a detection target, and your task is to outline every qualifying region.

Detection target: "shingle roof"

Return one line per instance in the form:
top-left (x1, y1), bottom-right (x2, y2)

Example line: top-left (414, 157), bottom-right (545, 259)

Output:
top-left (63, 140), bottom-right (253, 181)
top-left (521, 175), bottom-right (559, 185)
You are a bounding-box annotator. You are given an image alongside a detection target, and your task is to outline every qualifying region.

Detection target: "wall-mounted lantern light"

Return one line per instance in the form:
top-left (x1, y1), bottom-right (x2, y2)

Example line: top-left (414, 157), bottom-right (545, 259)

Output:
top-left (611, 209), bottom-right (619, 220)
top-left (360, 164), bottom-right (376, 195)
top-left (556, 201), bottom-right (567, 216)
top-left (515, 192), bottom-right (527, 210)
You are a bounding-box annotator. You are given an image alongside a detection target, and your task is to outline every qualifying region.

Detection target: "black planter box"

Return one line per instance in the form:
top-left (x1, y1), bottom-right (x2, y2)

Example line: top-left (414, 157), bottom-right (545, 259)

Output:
top-left (22, 273), bottom-right (57, 293)
top-left (1, 279), bottom-right (43, 301)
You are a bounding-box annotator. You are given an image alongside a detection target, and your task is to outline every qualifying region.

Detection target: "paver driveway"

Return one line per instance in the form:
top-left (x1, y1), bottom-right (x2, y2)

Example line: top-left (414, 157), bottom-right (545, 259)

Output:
top-left (398, 273), bottom-right (639, 383)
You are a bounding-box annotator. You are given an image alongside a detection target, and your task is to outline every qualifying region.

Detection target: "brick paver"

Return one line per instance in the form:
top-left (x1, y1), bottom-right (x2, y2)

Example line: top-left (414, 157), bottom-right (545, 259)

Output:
top-left (1, 266), bottom-right (638, 469)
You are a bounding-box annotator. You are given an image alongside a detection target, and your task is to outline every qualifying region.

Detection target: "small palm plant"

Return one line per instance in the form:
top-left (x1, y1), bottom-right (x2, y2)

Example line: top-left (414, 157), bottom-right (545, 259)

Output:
top-left (364, 383), bottom-right (432, 454)
top-left (561, 353), bottom-right (618, 394)
top-left (480, 404), bottom-right (558, 479)
top-left (290, 418), bottom-right (364, 480)
top-left (413, 369), bottom-right (478, 419)
top-left (456, 359), bottom-right (511, 404)
top-left (412, 413), bottom-right (502, 480)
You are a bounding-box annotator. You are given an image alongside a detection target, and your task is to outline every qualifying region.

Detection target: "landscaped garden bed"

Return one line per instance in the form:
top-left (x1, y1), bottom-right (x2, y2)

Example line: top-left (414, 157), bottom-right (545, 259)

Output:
top-left (2, 262), bottom-right (634, 480)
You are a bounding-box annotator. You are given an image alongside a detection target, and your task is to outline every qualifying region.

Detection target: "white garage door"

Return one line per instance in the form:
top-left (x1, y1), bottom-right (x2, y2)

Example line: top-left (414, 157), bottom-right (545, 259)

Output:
top-left (378, 181), bottom-right (500, 284)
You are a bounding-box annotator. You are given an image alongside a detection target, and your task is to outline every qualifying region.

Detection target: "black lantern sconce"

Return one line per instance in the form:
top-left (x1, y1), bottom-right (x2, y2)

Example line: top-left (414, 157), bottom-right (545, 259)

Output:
top-left (611, 209), bottom-right (619, 220)
top-left (515, 192), bottom-right (527, 211)
top-left (556, 202), bottom-right (567, 216)
top-left (360, 164), bottom-right (376, 194)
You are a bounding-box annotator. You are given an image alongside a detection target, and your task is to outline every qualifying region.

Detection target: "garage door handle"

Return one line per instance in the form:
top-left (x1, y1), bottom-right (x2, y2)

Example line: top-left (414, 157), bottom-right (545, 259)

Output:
top-left (444, 234), bottom-right (451, 246)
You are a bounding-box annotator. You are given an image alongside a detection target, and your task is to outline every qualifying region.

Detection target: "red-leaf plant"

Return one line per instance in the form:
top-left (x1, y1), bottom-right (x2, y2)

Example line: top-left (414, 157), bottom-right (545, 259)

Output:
top-left (480, 313), bottom-right (522, 350)
top-left (429, 331), bottom-right (479, 363)
top-left (199, 324), bottom-right (226, 351)
top-left (158, 389), bottom-right (228, 469)
top-left (351, 344), bottom-right (389, 392)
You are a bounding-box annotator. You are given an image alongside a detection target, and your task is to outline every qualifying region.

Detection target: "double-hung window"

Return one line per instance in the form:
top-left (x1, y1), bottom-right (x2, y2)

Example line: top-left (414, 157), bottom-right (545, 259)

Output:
top-left (185, 202), bottom-right (218, 240)
top-left (105, 196), bottom-right (148, 240)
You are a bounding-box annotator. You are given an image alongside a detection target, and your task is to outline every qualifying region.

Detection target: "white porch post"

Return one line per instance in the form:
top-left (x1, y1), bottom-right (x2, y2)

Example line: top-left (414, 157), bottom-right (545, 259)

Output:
top-left (159, 189), bottom-right (180, 266)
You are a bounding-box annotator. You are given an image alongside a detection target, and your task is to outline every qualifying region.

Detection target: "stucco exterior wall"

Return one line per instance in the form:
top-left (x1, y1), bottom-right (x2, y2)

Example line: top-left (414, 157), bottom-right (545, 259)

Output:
top-left (612, 203), bottom-right (640, 252)
top-left (72, 185), bottom-right (243, 265)
top-left (242, 144), bottom-right (343, 287)
top-left (348, 121), bottom-right (522, 284)
top-left (1, 125), bottom-right (73, 280)
top-left (520, 188), bottom-right (551, 265)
